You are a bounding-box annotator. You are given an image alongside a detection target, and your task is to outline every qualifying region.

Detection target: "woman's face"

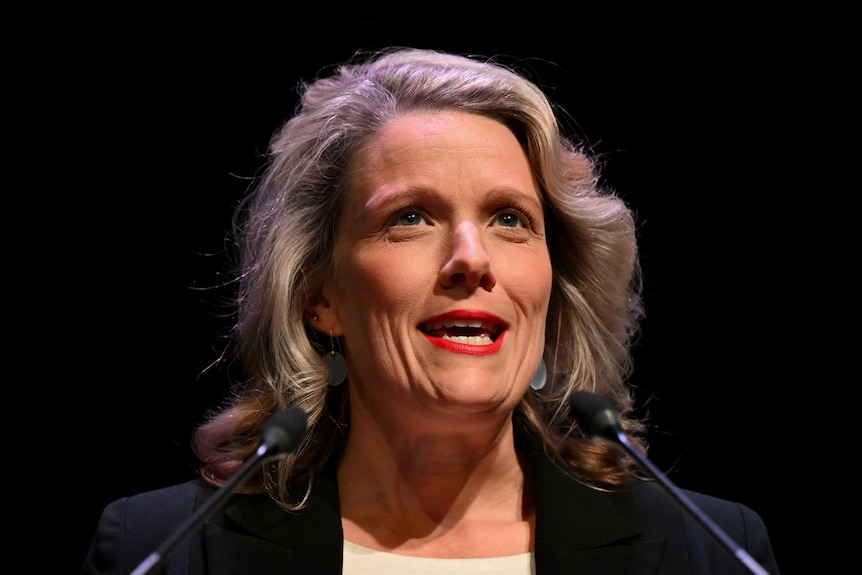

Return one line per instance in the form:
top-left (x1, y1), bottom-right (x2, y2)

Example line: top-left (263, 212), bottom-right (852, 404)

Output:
top-left (318, 111), bottom-right (553, 424)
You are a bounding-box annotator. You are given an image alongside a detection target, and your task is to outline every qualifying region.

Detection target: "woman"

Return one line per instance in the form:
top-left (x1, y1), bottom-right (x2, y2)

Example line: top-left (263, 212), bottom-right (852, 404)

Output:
top-left (82, 47), bottom-right (780, 574)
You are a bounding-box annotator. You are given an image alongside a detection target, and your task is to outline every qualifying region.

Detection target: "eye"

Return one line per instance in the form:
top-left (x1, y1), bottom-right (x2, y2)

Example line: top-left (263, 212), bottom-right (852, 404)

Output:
top-left (495, 210), bottom-right (528, 228)
top-left (394, 210), bottom-right (426, 226)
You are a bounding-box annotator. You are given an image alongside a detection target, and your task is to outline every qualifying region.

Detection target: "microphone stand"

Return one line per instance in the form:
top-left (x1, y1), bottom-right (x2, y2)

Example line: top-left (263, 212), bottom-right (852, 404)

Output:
top-left (131, 407), bottom-right (307, 575)
top-left (613, 430), bottom-right (770, 575)
top-left (568, 391), bottom-right (770, 575)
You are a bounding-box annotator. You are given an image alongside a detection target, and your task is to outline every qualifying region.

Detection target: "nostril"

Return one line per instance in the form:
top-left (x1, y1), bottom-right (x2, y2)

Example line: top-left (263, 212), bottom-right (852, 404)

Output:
top-left (479, 273), bottom-right (496, 291)
top-left (440, 267), bottom-right (496, 291)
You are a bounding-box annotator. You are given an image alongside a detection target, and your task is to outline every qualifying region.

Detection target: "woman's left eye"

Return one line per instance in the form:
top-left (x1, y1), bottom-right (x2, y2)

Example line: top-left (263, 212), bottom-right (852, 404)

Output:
top-left (495, 212), bottom-right (526, 228)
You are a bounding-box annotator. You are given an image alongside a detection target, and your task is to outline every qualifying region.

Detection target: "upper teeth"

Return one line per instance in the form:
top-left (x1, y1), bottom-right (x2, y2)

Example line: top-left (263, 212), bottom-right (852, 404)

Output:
top-left (424, 319), bottom-right (494, 331)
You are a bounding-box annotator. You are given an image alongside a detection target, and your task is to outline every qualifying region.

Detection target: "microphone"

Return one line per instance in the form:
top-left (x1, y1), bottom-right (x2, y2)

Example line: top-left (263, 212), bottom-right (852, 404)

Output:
top-left (130, 406), bottom-right (308, 575)
top-left (568, 391), bottom-right (770, 575)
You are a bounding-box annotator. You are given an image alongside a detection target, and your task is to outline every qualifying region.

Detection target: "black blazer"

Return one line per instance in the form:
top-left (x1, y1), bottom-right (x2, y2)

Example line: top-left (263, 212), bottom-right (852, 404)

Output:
top-left (82, 447), bottom-right (780, 574)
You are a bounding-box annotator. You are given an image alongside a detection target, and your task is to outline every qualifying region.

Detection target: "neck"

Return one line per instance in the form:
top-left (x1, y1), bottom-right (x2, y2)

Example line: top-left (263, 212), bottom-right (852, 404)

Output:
top-left (336, 411), bottom-right (535, 556)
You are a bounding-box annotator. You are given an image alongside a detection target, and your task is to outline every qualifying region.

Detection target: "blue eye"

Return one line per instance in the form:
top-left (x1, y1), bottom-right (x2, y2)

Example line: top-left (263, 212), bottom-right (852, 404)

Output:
top-left (397, 211), bottom-right (424, 226)
top-left (496, 212), bottom-right (524, 228)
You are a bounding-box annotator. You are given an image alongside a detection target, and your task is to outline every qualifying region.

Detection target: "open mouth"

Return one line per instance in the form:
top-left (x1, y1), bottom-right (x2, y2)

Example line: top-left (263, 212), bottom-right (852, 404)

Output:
top-left (419, 319), bottom-right (503, 346)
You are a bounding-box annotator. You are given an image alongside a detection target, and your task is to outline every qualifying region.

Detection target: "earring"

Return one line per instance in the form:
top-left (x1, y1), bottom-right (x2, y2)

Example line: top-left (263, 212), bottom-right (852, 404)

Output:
top-left (530, 358), bottom-right (547, 391)
top-left (324, 330), bottom-right (347, 387)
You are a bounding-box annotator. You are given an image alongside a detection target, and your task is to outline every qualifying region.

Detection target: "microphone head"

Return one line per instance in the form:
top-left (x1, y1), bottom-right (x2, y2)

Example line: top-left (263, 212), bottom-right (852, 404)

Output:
top-left (261, 407), bottom-right (308, 457)
top-left (567, 391), bottom-right (624, 442)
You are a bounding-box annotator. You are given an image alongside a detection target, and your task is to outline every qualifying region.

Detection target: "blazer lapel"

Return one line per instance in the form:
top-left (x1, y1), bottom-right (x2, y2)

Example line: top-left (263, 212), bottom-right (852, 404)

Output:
top-left (531, 447), bottom-right (666, 574)
top-left (204, 473), bottom-right (344, 575)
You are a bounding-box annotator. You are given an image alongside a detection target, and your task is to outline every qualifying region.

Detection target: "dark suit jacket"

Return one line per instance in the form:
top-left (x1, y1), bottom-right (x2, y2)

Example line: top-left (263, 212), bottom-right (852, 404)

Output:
top-left (82, 446), bottom-right (780, 574)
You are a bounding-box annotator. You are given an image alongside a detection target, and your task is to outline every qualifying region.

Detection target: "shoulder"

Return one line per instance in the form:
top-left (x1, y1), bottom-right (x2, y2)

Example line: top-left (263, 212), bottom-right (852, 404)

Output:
top-left (629, 480), bottom-right (778, 571)
top-left (82, 479), bottom-right (216, 574)
top-left (99, 478), bottom-right (214, 528)
top-left (530, 449), bottom-right (780, 573)
top-left (114, 478), bottom-right (212, 510)
top-left (631, 480), bottom-right (769, 534)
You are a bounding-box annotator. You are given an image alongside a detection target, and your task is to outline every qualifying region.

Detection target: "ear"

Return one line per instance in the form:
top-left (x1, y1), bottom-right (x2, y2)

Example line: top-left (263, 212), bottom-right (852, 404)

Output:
top-left (305, 291), bottom-right (344, 336)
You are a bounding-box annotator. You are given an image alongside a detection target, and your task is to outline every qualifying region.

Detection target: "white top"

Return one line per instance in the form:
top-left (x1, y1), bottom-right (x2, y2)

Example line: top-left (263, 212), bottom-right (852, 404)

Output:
top-left (342, 540), bottom-right (536, 574)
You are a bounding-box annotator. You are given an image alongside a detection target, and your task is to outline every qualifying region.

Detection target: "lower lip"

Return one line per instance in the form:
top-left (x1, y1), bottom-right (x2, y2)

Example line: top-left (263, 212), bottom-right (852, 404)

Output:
top-left (422, 331), bottom-right (505, 356)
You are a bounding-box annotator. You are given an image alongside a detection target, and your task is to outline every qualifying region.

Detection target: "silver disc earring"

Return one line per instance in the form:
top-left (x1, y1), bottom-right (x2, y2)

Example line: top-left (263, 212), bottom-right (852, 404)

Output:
top-left (530, 358), bottom-right (547, 391)
top-left (325, 331), bottom-right (347, 387)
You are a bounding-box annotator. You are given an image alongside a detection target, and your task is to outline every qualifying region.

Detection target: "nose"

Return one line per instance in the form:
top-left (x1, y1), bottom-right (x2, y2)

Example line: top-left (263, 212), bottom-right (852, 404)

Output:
top-left (439, 221), bottom-right (497, 291)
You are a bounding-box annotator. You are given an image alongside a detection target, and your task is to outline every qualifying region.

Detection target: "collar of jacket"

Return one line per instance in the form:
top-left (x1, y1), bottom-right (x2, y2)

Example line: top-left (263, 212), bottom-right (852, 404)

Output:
top-left (202, 434), bottom-right (665, 574)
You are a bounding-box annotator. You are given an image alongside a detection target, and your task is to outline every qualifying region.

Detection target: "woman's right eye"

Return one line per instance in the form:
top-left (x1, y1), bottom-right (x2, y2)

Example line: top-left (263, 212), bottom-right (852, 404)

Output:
top-left (395, 211), bottom-right (425, 226)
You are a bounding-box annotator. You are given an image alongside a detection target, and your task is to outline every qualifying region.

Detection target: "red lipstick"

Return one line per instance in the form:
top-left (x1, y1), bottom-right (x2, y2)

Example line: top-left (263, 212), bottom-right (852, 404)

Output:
top-left (419, 311), bottom-right (506, 356)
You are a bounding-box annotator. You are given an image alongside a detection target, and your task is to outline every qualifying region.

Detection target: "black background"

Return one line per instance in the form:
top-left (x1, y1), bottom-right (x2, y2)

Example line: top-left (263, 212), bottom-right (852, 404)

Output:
top-left (50, 11), bottom-right (838, 574)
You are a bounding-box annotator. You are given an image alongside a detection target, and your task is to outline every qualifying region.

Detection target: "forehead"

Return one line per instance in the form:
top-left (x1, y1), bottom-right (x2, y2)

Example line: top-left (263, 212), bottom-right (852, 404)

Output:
top-left (349, 111), bottom-right (533, 189)
top-left (366, 111), bottom-right (518, 156)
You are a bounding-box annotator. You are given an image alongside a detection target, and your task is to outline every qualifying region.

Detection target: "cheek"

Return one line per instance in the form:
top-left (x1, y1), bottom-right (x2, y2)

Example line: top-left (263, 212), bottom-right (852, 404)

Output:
top-left (335, 249), bottom-right (431, 314)
top-left (525, 275), bottom-right (553, 315)
top-left (503, 252), bottom-right (554, 308)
